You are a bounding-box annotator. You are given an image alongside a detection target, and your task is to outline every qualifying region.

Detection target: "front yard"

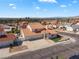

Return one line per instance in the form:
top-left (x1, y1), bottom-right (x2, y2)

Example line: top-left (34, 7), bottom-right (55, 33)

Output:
top-left (50, 37), bottom-right (61, 42)
top-left (48, 34), bottom-right (62, 42)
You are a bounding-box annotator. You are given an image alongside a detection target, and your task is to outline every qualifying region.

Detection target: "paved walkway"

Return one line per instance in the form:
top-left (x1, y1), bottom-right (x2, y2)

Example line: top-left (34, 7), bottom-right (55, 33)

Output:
top-left (22, 39), bottom-right (55, 50)
top-left (0, 48), bottom-right (10, 59)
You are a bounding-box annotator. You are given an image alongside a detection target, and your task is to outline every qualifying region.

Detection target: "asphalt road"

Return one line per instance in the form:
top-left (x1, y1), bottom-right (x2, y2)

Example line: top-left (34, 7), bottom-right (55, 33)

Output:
top-left (5, 32), bottom-right (79, 59)
top-left (58, 32), bottom-right (79, 39)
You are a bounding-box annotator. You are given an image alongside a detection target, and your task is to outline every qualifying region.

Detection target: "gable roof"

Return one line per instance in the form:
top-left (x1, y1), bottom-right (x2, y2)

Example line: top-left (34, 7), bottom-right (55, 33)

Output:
top-left (22, 28), bottom-right (43, 36)
top-left (29, 23), bottom-right (44, 29)
top-left (0, 34), bottom-right (16, 42)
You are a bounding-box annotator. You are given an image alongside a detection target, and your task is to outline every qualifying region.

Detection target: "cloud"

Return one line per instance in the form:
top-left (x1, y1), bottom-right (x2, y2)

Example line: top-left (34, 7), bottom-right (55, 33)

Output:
top-left (12, 6), bottom-right (16, 9)
top-left (60, 5), bottom-right (67, 8)
top-left (72, 0), bottom-right (77, 3)
top-left (43, 9), bottom-right (48, 12)
top-left (39, 0), bottom-right (57, 3)
top-left (63, 9), bottom-right (68, 13)
top-left (9, 3), bottom-right (16, 9)
top-left (68, 4), bottom-right (72, 6)
top-left (35, 6), bottom-right (40, 10)
top-left (9, 4), bottom-right (15, 6)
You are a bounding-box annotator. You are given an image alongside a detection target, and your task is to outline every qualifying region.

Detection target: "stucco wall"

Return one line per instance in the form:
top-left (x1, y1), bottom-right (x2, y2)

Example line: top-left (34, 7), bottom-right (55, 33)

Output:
top-left (0, 41), bottom-right (13, 48)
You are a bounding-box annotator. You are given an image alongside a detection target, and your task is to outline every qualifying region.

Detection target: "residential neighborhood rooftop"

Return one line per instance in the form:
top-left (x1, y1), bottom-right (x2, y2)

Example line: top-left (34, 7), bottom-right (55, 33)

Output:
top-left (22, 28), bottom-right (42, 36)
top-left (0, 34), bottom-right (16, 42)
top-left (29, 22), bottom-right (44, 29)
top-left (22, 28), bottom-right (57, 37)
top-left (0, 28), bottom-right (4, 32)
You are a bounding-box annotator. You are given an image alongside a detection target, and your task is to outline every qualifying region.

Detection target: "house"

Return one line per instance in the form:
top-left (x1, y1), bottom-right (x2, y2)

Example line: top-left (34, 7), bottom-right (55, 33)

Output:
top-left (65, 26), bottom-right (73, 31)
top-left (20, 21), bottom-right (28, 29)
top-left (50, 21), bottom-right (58, 29)
top-left (45, 23), bottom-right (53, 30)
top-left (0, 27), bottom-right (16, 48)
top-left (21, 28), bottom-right (45, 41)
top-left (20, 23), bottom-right (45, 41)
top-left (71, 24), bottom-right (79, 32)
top-left (64, 25), bottom-right (73, 31)
top-left (59, 23), bottom-right (73, 31)
top-left (76, 23), bottom-right (79, 25)
top-left (46, 24), bottom-right (57, 30)
top-left (0, 24), bottom-right (15, 32)
top-left (58, 25), bottom-right (64, 29)
top-left (0, 26), bottom-right (17, 48)
top-left (61, 23), bottom-right (79, 32)
top-left (20, 22), bottom-right (57, 41)
top-left (0, 34), bottom-right (16, 48)
top-left (0, 26), bottom-right (5, 37)
top-left (3, 25), bottom-right (13, 32)
top-left (27, 23), bottom-right (45, 33)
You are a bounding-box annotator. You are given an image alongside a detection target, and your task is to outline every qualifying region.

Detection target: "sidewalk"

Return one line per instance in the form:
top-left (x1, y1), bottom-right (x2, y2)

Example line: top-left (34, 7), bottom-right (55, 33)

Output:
top-left (0, 48), bottom-right (10, 59)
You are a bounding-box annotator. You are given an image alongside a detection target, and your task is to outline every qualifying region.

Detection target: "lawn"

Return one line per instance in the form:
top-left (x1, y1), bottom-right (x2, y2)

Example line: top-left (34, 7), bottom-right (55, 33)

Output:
top-left (58, 56), bottom-right (64, 59)
top-left (50, 37), bottom-right (61, 42)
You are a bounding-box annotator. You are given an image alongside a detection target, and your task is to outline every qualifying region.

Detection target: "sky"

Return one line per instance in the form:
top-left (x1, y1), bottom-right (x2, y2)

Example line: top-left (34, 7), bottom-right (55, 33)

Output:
top-left (0, 0), bottom-right (79, 18)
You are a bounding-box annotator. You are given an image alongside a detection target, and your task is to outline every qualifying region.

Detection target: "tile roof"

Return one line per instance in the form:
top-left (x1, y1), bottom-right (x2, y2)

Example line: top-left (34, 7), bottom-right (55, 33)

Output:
top-left (29, 23), bottom-right (44, 29)
top-left (0, 28), bottom-right (4, 32)
top-left (22, 28), bottom-right (57, 36)
top-left (45, 29), bottom-right (57, 34)
top-left (51, 21), bottom-right (58, 25)
top-left (22, 28), bottom-right (43, 36)
top-left (0, 24), bottom-right (4, 32)
top-left (21, 22), bottom-right (57, 36)
top-left (0, 34), bottom-right (16, 42)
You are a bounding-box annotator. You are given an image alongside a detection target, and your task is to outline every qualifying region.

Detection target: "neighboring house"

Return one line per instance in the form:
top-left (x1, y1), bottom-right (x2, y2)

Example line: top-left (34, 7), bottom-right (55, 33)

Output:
top-left (47, 21), bottom-right (57, 29)
top-left (27, 23), bottom-right (45, 33)
top-left (76, 23), bottom-right (79, 25)
top-left (0, 28), bottom-right (5, 36)
top-left (45, 23), bottom-right (53, 30)
top-left (64, 24), bottom-right (73, 31)
top-left (20, 22), bottom-right (28, 29)
top-left (3, 25), bottom-right (12, 32)
top-left (0, 24), bottom-right (15, 32)
top-left (60, 24), bottom-right (73, 31)
top-left (52, 25), bottom-right (57, 29)
top-left (0, 34), bottom-right (16, 48)
top-left (71, 24), bottom-right (79, 32)
top-left (46, 24), bottom-right (57, 29)
top-left (45, 24), bottom-right (57, 29)
top-left (0, 26), bottom-right (17, 48)
top-left (65, 26), bottom-right (73, 31)
top-left (61, 23), bottom-right (79, 32)
top-left (59, 25), bottom-right (64, 29)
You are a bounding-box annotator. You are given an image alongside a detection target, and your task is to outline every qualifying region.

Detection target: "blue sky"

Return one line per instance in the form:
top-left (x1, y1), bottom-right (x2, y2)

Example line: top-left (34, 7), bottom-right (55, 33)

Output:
top-left (0, 0), bottom-right (79, 18)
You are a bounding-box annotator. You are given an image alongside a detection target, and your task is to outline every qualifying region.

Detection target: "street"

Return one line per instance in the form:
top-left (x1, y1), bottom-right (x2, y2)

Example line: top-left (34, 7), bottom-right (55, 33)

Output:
top-left (5, 32), bottom-right (79, 59)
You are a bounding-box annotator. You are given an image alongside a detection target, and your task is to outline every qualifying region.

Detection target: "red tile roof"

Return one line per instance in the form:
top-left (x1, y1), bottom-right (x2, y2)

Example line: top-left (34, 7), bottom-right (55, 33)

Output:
top-left (0, 28), bottom-right (4, 32)
top-left (0, 24), bottom-right (4, 32)
top-left (29, 23), bottom-right (44, 29)
top-left (22, 28), bottom-right (42, 36)
top-left (0, 34), bottom-right (16, 42)
top-left (22, 28), bottom-right (57, 36)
